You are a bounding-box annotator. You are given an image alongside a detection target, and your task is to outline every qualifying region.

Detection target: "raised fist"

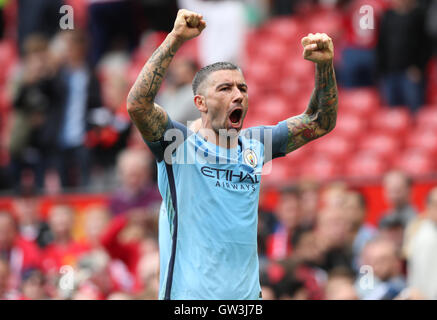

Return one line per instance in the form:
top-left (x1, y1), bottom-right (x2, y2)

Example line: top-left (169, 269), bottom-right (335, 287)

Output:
top-left (301, 33), bottom-right (334, 64)
top-left (171, 9), bottom-right (206, 42)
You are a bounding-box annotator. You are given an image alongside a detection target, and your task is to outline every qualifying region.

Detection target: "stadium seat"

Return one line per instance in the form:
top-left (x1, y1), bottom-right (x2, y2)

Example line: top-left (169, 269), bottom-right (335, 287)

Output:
top-left (345, 152), bottom-right (388, 178)
top-left (415, 105), bottom-right (437, 129)
top-left (333, 112), bottom-right (368, 139)
top-left (370, 107), bottom-right (412, 136)
top-left (254, 96), bottom-right (289, 123)
top-left (299, 155), bottom-right (340, 180)
top-left (254, 39), bottom-right (289, 64)
top-left (339, 88), bottom-right (380, 117)
top-left (358, 133), bottom-right (401, 162)
top-left (262, 17), bottom-right (301, 43)
top-left (395, 149), bottom-right (436, 176)
top-left (405, 128), bottom-right (437, 156)
top-left (283, 58), bottom-right (314, 82)
top-left (311, 134), bottom-right (354, 161)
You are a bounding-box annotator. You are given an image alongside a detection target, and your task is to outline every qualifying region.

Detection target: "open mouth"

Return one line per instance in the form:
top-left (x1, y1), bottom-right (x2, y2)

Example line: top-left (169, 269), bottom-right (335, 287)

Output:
top-left (228, 108), bottom-right (243, 127)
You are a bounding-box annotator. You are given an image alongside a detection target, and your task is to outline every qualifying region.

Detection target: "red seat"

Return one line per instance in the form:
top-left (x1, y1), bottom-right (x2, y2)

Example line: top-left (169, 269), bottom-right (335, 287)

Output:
top-left (312, 134), bottom-right (354, 161)
top-left (339, 88), bottom-right (380, 117)
top-left (255, 39), bottom-right (289, 64)
top-left (306, 9), bottom-right (343, 37)
top-left (415, 105), bottom-right (437, 129)
top-left (371, 107), bottom-right (412, 136)
top-left (262, 17), bottom-right (301, 44)
top-left (299, 155), bottom-right (340, 180)
top-left (283, 58), bottom-right (314, 82)
top-left (359, 134), bottom-right (400, 162)
top-left (395, 149), bottom-right (436, 176)
top-left (287, 144), bottom-right (309, 166)
top-left (405, 128), bottom-right (437, 156)
top-left (333, 112), bottom-right (368, 139)
top-left (345, 152), bottom-right (388, 178)
top-left (255, 96), bottom-right (289, 123)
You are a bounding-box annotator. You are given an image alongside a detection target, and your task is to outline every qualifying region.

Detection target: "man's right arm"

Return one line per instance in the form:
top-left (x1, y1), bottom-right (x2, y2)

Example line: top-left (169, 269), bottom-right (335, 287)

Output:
top-left (126, 9), bottom-right (206, 142)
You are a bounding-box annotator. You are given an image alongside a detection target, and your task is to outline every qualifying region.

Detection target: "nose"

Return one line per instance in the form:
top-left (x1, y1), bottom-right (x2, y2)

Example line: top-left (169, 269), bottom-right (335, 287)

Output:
top-left (232, 87), bottom-right (244, 105)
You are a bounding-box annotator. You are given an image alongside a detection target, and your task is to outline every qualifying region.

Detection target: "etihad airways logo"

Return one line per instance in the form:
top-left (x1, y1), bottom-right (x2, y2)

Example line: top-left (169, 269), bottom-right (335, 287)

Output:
top-left (201, 166), bottom-right (260, 184)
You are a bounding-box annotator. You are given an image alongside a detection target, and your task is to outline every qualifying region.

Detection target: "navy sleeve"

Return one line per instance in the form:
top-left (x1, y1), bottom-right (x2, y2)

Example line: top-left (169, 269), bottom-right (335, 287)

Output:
top-left (145, 114), bottom-right (190, 162)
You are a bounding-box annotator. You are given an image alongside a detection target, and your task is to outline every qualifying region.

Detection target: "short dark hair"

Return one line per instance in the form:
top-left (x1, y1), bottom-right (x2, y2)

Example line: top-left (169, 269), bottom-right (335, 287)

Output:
top-left (279, 184), bottom-right (300, 198)
top-left (192, 61), bottom-right (240, 95)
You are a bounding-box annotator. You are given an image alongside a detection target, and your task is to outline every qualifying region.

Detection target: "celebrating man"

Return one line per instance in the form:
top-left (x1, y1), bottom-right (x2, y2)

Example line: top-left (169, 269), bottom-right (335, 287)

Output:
top-left (127, 9), bottom-right (338, 299)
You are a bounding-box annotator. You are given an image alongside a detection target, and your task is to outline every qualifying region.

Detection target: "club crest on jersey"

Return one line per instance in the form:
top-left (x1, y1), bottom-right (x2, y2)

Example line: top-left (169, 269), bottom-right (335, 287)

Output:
top-left (243, 149), bottom-right (258, 168)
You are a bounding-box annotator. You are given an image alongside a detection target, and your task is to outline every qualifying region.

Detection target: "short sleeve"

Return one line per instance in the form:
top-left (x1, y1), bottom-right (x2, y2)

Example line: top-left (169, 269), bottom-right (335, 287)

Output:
top-left (242, 120), bottom-right (288, 163)
top-left (145, 114), bottom-right (190, 162)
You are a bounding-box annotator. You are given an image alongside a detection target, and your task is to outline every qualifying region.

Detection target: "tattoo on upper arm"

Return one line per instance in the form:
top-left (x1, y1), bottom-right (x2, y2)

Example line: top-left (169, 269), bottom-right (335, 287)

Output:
top-left (127, 35), bottom-right (181, 141)
top-left (286, 62), bottom-right (338, 154)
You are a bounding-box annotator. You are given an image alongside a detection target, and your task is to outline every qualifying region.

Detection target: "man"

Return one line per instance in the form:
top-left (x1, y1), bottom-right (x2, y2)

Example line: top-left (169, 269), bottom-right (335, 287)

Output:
top-left (376, 0), bottom-right (432, 112)
top-left (379, 170), bottom-right (417, 229)
top-left (127, 9), bottom-right (338, 299)
top-left (342, 191), bottom-right (377, 271)
top-left (265, 185), bottom-right (301, 261)
top-left (355, 237), bottom-right (406, 300)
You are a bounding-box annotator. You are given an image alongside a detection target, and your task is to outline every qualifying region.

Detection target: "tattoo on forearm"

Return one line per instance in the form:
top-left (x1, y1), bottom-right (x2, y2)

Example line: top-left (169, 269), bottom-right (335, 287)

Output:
top-left (286, 62), bottom-right (338, 153)
top-left (127, 34), bottom-right (182, 141)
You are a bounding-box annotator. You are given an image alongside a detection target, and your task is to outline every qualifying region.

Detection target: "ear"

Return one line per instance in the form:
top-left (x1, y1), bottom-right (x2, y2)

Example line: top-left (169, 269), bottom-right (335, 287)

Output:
top-left (194, 95), bottom-right (207, 112)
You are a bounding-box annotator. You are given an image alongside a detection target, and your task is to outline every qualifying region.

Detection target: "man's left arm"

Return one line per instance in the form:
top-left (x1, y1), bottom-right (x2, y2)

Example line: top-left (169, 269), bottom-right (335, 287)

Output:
top-left (285, 33), bottom-right (338, 154)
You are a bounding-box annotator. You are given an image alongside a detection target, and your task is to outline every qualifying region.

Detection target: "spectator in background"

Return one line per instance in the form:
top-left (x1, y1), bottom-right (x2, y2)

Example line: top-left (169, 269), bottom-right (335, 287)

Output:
top-left (379, 170), bottom-right (417, 229)
top-left (20, 268), bottom-right (49, 300)
top-left (425, 0), bottom-right (437, 54)
top-left (42, 205), bottom-right (90, 276)
top-left (378, 216), bottom-right (405, 249)
top-left (337, 0), bottom-right (387, 87)
top-left (406, 187), bottom-right (437, 299)
top-left (324, 268), bottom-right (358, 300)
top-left (266, 185), bottom-right (301, 261)
top-left (342, 191), bottom-right (377, 271)
top-left (88, 52), bottom-right (132, 190)
top-left (314, 207), bottom-right (354, 274)
top-left (56, 29), bottom-right (103, 189)
top-left (355, 237), bottom-right (406, 299)
top-left (0, 211), bottom-right (41, 291)
top-left (9, 34), bottom-right (63, 192)
top-left (156, 57), bottom-right (200, 124)
top-left (0, 258), bottom-right (21, 299)
top-left (320, 181), bottom-right (348, 210)
top-left (87, 0), bottom-right (139, 67)
top-left (178, 0), bottom-right (248, 67)
top-left (100, 208), bottom-right (159, 294)
top-left (297, 179), bottom-right (320, 229)
top-left (82, 205), bottom-right (110, 250)
top-left (17, 0), bottom-right (64, 56)
top-left (287, 226), bottom-right (326, 300)
top-left (12, 190), bottom-right (51, 248)
top-left (376, 0), bottom-right (432, 112)
top-left (109, 149), bottom-right (161, 216)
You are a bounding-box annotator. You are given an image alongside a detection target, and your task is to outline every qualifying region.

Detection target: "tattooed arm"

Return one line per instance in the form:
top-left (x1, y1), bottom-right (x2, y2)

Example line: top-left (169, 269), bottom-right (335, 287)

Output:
top-left (127, 9), bottom-right (206, 142)
top-left (285, 33), bottom-right (338, 153)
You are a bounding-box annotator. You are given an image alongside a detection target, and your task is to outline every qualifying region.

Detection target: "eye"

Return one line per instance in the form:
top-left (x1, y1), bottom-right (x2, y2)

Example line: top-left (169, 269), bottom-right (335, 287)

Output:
top-left (240, 87), bottom-right (247, 93)
top-left (220, 87), bottom-right (230, 91)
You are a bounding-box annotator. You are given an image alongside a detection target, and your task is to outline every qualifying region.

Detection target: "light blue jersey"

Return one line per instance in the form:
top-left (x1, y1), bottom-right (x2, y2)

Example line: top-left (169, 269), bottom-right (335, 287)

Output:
top-left (147, 116), bottom-right (288, 300)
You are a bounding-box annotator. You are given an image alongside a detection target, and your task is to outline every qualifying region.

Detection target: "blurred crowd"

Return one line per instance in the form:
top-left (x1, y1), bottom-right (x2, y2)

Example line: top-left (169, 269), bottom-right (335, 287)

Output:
top-left (1, 166), bottom-right (437, 300)
top-left (258, 171), bottom-right (437, 300)
top-left (0, 0), bottom-right (436, 300)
